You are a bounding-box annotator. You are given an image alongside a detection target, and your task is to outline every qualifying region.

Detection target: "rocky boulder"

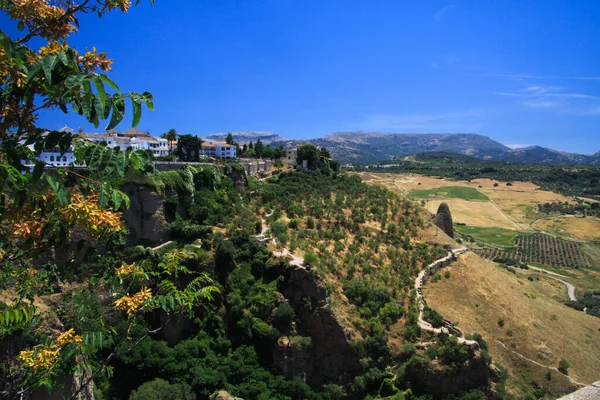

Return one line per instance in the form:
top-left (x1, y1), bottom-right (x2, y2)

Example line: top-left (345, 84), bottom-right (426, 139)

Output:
top-left (435, 202), bottom-right (454, 239)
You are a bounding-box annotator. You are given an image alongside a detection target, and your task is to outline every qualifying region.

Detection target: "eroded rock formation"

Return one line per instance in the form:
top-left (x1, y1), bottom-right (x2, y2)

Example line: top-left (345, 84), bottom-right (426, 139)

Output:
top-left (277, 266), bottom-right (363, 386)
top-left (121, 183), bottom-right (169, 246)
top-left (435, 202), bottom-right (454, 238)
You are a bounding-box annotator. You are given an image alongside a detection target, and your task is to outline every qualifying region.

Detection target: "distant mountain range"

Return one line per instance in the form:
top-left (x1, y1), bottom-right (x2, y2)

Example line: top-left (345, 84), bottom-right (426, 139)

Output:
top-left (222, 131), bottom-right (600, 165)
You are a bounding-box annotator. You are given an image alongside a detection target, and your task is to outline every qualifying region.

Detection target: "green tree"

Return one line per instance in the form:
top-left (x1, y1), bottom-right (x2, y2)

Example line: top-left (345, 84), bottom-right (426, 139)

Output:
top-left (297, 143), bottom-right (320, 169)
top-left (129, 378), bottom-right (195, 400)
top-left (162, 128), bottom-right (178, 153)
top-left (225, 132), bottom-right (235, 145)
top-left (176, 134), bottom-right (203, 161)
top-left (255, 138), bottom-right (264, 158)
top-left (319, 147), bottom-right (332, 159)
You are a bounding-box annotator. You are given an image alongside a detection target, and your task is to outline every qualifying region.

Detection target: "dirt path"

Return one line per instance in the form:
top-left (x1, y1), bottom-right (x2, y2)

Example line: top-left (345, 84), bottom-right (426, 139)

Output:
top-left (415, 246), bottom-right (477, 345)
top-left (151, 240), bottom-right (175, 251)
top-left (494, 340), bottom-right (586, 388)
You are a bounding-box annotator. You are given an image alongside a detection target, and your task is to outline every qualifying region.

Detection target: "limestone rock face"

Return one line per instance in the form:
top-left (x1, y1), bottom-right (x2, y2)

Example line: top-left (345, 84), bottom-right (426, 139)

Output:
top-left (435, 202), bottom-right (454, 239)
top-left (121, 183), bottom-right (170, 246)
top-left (277, 266), bottom-right (363, 386)
top-left (406, 349), bottom-right (490, 395)
top-left (209, 391), bottom-right (243, 400)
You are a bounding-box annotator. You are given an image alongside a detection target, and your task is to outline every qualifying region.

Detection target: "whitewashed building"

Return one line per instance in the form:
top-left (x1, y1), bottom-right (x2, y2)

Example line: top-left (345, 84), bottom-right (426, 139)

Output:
top-left (201, 141), bottom-right (237, 160)
top-left (27, 126), bottom-right (170, 168)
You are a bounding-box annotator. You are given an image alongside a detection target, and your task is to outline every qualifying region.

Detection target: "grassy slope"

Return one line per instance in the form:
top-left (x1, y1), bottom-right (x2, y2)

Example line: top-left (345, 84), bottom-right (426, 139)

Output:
top-left (424, 252), bottom-right (600, 398)
top-left (455, 225), bottom-right (518, 247)
top-left (407, 186), bottom-right (490, 201)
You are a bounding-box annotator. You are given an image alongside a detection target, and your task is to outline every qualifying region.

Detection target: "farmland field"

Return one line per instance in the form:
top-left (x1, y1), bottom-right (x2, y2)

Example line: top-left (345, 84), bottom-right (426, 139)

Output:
top-left (424, 198), bottom-right (521, 230)
top-left (455, 225), bottom-right (518, 247)
top-left (475, 233), bottom-right (594, 269)
top-left (406, 186), bottom-right (490, 201)
top-left (534, 216), bottom-right (600, 242)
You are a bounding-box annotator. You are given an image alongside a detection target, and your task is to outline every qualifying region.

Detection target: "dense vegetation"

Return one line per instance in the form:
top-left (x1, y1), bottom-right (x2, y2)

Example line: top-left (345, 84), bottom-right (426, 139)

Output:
top-left (351, 152), bottom-right (600, 199)
top-left (18, 164), bottom-right (499, 400)
top-left (567, 290), bottom-right (600, 319)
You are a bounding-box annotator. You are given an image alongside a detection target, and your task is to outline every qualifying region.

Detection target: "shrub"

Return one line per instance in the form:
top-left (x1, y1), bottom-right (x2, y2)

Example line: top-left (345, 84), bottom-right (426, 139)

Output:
top-left (444, 270), bottom-right (451, 279)
top-left (289, 335), bottom-right (312, 351)
top-left (507, 329), bottom-right (513, 337)
top-left (559, 359), bottom-right (570, 373)
top-left (129, 378), bottom-right (195, 400)
top-left (498, 317), bottom-right (505, 327)
top-left (493, 183), bottom-right (499, 187)
top-left (273, 302), bottom-right (295, 331)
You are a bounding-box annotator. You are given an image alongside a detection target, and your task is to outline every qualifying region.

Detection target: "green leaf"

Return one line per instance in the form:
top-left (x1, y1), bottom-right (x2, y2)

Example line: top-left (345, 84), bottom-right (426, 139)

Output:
top-left (44, 130), bottom-right (62, 150)
top-left (98, 74), bottom-right (120, 91)
top-left (131, 96), bottom-right (142, 128)
top-left (92, 75), bottom-right (107, 104)
top-left (105, 94), bottom-right (125, 130)
top-left (58, 132), bottom-right (73, 156)
top-left (143, 92), bottom-right (154, 111)
top-left (66, 74), bottom-right (85, 89)
top-left (58, 50), bottom-right (69, 66)
top-left (42, 54), bottom-right (58, 82)
top-left (46, 175), bottom-right (71, 206)
top-left (99, 184), bottom-right (111, 208)
top-left (32, 161), bottom-right (45, 182)
top-left (129, 151), bottom-right (140, 170)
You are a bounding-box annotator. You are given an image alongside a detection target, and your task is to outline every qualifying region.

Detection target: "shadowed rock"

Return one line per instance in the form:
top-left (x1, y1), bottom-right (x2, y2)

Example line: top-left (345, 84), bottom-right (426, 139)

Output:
top-left (435, 202), bottom-right (454, 239)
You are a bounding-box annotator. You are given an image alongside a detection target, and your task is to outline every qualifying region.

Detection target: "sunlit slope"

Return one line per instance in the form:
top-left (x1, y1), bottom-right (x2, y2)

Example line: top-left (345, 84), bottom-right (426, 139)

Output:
top-left (424, 252), bottom-right (600, 397)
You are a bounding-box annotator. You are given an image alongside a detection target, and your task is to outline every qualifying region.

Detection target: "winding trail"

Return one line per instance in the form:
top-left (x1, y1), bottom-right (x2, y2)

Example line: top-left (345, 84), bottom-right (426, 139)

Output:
top-left (415, 246), bottom-right (477, 345)
top-left (494, 340), bottom-right (586, 388)
top-left (526, 265), bottom-right (578, 302)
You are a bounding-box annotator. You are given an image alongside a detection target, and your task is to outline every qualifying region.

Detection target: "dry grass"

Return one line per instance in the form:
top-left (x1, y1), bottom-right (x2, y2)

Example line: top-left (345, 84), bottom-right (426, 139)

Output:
top-left (425, 198), bottom-right (521, 230)
top-left (424, 252), bottom-right (600, 396)
top-left (534, 216), bottom-right (600, 242)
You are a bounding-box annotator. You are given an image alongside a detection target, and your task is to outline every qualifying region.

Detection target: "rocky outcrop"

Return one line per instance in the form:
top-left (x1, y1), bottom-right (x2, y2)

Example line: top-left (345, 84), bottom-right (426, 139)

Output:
top-left (406, 349), bottom-right (491, 395)
top-left (121, 183), bottom-right (169, 246)
top-left (210, 390), bottom-right (243, 400)
top-left (278, 266), bottom-right (363, 386)
top-left (434, 202), bottom-right (454, 238)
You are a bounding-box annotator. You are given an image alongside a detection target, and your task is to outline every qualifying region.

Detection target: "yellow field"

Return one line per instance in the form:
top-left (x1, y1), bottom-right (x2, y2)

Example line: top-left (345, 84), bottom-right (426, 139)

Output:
top-left (534, 216), bottom-right (600, 242)
top-left (424, 253), bottom-right (600, 397)
top-left (425, 198), bottom-right (521, 230)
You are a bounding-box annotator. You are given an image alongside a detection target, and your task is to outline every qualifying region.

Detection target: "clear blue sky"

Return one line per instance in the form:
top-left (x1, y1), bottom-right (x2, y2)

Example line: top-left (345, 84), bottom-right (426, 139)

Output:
top-left (5, 0), bottom-right (600, 154)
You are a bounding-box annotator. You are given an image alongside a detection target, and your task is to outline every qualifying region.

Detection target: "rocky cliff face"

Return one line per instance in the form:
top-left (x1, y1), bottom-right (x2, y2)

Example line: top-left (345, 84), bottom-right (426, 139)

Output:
top-left (277, 266), bottom-right (363, 386)
top-left (435, 202), bottom-right (454, 239)
top-left (406, 349), bottom-right (491, 395)
top-left (121, 183), bottom-right (169, 246)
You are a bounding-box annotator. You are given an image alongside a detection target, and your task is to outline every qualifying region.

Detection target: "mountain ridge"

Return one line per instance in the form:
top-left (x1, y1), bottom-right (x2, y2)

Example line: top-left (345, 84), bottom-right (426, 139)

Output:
top-left (220, 131), bottom-right (598, 165)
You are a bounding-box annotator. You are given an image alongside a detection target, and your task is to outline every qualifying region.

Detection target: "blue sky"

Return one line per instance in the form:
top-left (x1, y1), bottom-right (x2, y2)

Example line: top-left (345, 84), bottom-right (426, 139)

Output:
top-left (5, 1), bottom-right (600, 154)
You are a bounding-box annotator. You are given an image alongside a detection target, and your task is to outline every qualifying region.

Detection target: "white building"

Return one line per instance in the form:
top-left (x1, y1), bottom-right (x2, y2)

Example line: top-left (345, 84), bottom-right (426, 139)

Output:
top-left (131, 136), bottom-right (169, 157)
top-left (28, 126), bottom-right (170, 168)
top-left (201, 141), bottom-right (237, 160)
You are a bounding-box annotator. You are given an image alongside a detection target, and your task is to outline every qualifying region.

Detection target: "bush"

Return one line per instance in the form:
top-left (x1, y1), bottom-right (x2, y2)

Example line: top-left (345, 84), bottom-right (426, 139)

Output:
top-left (559, 359), bottom-right (570, 373)
top-left (506, 329), bottom-right (513, 337)
top-left (498, 317), bottom-right (505, 327)
top-left (129, 378), bottom-right (195, 400)
top-left (289, 335), bottom-right (312, 350)
top-left (273, 302), bottom-right (295, 331)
